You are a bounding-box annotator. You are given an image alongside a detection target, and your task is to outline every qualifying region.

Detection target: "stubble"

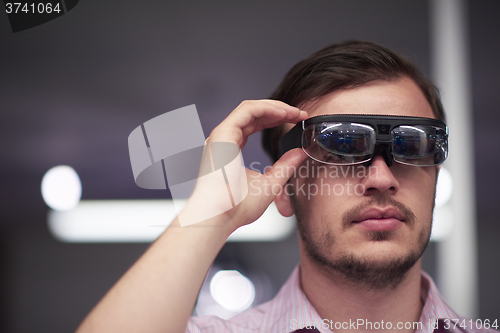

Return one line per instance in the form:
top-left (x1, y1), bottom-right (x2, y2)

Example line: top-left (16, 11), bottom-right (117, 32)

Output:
top-left (294, 194), bottom-right (431, 291)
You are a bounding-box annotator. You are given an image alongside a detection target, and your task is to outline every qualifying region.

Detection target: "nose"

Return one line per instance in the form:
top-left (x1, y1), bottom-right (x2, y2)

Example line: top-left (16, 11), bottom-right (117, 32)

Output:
top-left (360, 154), bottom-right (400, 195)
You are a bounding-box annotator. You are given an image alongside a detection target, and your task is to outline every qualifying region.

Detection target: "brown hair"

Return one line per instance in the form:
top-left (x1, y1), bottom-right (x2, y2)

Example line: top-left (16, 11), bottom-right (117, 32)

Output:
top-left (262, 40), bottom-right (445, 163)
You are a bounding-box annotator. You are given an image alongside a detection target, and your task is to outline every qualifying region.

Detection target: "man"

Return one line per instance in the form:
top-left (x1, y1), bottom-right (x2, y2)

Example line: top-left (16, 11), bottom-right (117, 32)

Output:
top-left (77, 41), bottom-right (496, 333)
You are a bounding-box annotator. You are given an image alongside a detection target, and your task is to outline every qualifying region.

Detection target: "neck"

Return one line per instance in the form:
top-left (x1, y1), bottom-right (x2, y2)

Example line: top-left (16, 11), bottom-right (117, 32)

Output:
top-left (299, 258), bottom-right (423, 333)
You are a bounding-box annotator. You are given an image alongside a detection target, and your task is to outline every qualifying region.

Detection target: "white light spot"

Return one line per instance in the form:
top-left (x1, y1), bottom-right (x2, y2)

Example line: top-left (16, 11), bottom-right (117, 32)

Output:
top-left (435, 167), bottom-right (453, 208)
top-left (209, 270), bottom-right (255, 312)
top-left (431, 206), bottom-right (454, 241)
top-left (41, 165), bottom-right (82, 211)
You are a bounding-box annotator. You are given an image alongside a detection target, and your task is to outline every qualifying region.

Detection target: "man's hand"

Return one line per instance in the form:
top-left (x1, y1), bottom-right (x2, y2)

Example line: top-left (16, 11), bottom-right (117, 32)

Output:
top-left (76, 100), bottom-right (307, 333)
top-left (179, 100), bottom-right (308, 231)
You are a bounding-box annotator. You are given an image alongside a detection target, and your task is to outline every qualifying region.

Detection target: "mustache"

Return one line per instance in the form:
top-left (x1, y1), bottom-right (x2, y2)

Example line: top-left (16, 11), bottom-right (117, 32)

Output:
top-left (341, 194), bottom-right (416, 230)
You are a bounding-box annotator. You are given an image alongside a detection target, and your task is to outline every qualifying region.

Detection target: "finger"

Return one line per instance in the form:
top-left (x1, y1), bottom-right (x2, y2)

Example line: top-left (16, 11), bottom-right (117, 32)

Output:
top-left (229, 100), bottom-right (306, 129)
top-left (210, 100), bottom-right (307, 146)
top-left (241, 110), bottom-right (306, 137)
top-left (234, 148), bottom-right (307, 225)
top-left (263, 148), bottom-right (308, 190)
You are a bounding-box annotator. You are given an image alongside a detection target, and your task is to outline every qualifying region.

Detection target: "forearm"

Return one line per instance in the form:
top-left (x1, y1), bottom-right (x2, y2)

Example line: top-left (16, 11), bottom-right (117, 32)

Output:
top-left (76, 217), bottom-right (234, 333)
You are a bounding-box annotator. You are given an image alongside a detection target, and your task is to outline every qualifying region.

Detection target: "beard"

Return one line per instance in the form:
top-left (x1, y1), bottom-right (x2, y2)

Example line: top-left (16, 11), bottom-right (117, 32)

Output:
top-left (293, 193), bottom-right (432, 291)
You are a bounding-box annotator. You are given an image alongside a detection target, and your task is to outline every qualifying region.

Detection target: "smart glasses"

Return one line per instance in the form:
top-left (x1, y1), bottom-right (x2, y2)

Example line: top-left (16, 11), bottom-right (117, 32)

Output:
top-left (279, 115), bottom-right (448, 166)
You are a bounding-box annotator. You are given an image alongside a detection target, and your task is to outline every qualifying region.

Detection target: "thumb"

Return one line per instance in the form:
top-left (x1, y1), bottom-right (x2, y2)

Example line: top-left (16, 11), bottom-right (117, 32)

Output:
top-left (263, 148), bottom-right (307, 191)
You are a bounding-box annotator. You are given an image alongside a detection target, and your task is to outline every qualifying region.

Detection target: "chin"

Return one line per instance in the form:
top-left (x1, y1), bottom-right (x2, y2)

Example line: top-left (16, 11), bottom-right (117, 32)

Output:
top-left (326, 250), bottom-right (422, 291)
top-left (354, 250), bottom-right (415, 266)
top-left (350, 234), bottom-right (419, 256)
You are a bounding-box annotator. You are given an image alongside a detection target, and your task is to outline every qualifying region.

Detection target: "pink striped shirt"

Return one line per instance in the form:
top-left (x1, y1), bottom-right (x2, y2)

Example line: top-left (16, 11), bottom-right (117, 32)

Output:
top-left (187, 266), bottom-right (498, 333)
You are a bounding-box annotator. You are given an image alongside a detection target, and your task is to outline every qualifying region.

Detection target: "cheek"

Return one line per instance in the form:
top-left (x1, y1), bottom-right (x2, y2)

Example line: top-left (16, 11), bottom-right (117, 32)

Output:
top-left (399, 168), bottom-right (437, 217)
top-left (293, 175), bottom-right (353, 228)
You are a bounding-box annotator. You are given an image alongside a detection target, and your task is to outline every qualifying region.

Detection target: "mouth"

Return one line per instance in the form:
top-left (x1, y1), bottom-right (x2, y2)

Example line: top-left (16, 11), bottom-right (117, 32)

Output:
top-left (351, 207), bottom-right (406, 232)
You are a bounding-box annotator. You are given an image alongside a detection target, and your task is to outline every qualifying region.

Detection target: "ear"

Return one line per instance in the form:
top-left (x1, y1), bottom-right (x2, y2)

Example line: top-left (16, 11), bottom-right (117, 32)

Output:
top-left (274, 183), bottom-right (295, 217)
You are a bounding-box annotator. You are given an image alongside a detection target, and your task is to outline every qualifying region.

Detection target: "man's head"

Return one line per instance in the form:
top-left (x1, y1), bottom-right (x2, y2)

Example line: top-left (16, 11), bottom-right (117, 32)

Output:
top-left (262, 41), bottom-right (445, 291)
top-left (262, 40), bottom-right (444, 163)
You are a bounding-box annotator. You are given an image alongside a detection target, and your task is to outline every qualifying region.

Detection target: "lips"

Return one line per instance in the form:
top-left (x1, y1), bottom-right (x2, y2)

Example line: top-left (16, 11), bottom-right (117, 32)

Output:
top-left (352, 207), bottom-right (405, 232)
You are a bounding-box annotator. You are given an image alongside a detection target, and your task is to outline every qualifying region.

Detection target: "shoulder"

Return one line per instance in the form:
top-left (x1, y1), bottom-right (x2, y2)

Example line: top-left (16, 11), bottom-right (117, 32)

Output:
top-left (420, 272), bottom-right (499, 333)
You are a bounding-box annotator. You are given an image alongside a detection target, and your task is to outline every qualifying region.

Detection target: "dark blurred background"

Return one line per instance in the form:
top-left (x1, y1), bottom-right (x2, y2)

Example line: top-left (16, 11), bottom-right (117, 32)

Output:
top-left (0, 1), bottom-right (499, 332)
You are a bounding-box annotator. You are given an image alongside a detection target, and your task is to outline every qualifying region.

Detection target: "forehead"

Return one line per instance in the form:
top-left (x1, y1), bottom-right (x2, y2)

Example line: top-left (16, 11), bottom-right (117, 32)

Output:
top-left (285, 77), bottom-right (434, 131)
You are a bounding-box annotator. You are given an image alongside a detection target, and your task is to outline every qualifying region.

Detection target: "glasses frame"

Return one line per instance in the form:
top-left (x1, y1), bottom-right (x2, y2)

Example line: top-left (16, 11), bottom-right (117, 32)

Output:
top-left (279, 114), bottom-right (448, 166)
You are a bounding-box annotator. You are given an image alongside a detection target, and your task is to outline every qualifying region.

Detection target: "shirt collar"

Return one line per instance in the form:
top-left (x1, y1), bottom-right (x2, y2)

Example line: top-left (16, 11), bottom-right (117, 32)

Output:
top-left (418, 271), bottom-right (466, 333)
top-left (261, 266), bottom-right (330, 333)
top-left (261, 266), bottom-right (464, 333)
